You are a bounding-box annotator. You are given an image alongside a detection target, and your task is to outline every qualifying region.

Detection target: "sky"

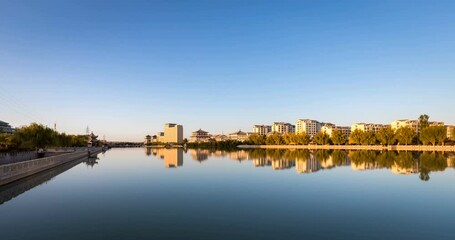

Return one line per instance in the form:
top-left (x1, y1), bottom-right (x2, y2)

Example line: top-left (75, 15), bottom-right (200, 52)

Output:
top-left (0, 0), bottom-right (454, 141)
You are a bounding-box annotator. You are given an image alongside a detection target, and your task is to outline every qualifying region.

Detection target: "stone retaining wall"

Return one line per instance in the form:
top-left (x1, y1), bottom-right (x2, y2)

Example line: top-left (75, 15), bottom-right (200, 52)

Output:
top-left (0, 148), bottom-right (103, 186)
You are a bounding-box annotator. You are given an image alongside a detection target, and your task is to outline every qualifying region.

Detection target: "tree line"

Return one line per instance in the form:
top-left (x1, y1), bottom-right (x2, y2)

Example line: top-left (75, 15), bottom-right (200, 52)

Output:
top-left (247, 114), bottom-right (451, 146)
top-left (0, 123), bottom-right (88, 152)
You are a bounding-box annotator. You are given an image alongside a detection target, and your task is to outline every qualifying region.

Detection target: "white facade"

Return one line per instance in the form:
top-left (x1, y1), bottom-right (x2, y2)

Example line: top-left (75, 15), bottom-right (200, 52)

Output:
top-left (351, 123), bottom-right (387, 133)
top-left (321, 125), bottom-right (351, 139)
top-left (253, 125), bottom-right (272, 135)
top-left (391, 119), bottom-right (445, 133)
top-left (271, 122), bottom-right (295, 134)
top-left (295, 119), bottom-right (321, 137)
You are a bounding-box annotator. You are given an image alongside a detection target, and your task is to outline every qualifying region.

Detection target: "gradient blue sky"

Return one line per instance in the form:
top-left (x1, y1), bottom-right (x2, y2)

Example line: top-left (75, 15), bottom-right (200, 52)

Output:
top-left (1, 0), bottom-right (454, 141)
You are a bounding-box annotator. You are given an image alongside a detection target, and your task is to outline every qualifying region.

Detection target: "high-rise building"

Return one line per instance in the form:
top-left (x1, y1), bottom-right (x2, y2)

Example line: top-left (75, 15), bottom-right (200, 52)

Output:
top-left (163, 123), bottom-right (183, 143)
top-left (253, 125), bottom-right (272, 135)
top-left (295, 119), bottom-right (321, 137)
top-left (271, 122), bottom-right (295, 134)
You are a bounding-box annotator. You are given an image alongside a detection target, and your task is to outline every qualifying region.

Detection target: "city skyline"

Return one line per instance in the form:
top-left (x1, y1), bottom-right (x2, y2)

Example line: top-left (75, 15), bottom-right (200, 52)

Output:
top-left (1, 0), bottom-right (455, 141)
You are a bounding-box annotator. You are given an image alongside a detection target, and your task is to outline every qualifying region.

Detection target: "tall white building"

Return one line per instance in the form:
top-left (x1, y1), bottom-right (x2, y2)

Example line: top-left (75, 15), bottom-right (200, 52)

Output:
top-left (271, 122), bottom-right (295, 134)
top-left (253, 125), bottom-right (272, 135)
top-left (295, 119), bottom-right (321, 137)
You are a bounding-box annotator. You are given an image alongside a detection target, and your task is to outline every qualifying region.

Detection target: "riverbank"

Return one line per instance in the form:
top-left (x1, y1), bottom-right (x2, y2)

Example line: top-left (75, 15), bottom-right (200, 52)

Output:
top-left (0, 148), bottom-right (103, 186)
top-left (237, 145), bottom-right (455, 151)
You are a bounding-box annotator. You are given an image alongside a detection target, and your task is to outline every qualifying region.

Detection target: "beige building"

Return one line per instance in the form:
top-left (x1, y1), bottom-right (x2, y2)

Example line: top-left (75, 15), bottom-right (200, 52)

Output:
top-left (391, 119), bottom-right (420, 132)
top-left (320, 125), bottom-right (351, 139)
top-left (212, 134), bottom-right (228, 141)
top-left (155, 123), bottom-right (183, 143)
top-left (271, 122), bottom-right (295, 134)
top-left (190, 129), bottom-right (211, 143)
top-left (351, 123), bottom-right (387, 133)
top-left (228, 130), bottom-right (250, 142)
top-left (296, 119), bottom-right (321, 137)
top-left (253, 125), bottom-right (272, 135)
top-left (391, 119), bottom-right (445, 133)
top-left (447, 126), bottom-right (455, 140)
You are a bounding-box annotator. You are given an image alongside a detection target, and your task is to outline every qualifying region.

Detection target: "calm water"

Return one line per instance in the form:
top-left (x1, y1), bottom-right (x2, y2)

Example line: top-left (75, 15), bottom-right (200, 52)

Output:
top-left (1, 148), bottom-right (455, 240)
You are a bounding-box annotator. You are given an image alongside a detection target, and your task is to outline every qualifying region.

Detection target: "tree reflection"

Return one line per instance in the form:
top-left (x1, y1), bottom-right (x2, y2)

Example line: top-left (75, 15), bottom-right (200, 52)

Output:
top-left (419, 152), bottom-right (447, 181)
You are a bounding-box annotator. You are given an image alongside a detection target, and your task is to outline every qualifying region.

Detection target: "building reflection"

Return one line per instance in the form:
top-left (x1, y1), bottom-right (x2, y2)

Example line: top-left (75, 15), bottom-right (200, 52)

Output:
top-left (153, 148), bottom-right (183, 168)
top-left (172, 147), bottom-right (454, 181)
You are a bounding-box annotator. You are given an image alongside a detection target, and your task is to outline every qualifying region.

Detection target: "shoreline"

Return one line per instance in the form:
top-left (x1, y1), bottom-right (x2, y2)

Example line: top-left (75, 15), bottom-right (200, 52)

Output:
top-left (237, 145), bottom-right (455, 152)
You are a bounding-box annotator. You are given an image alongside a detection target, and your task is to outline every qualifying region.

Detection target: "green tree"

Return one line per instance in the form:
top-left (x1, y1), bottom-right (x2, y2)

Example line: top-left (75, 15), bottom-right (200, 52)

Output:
top-left (331, 130), bottom-right (346, 145)
top-left (419, 126), bottom-right (447, 146)
top-left (395, 126), bottom-right (415, 145)
top-left (419, 114), bottom-right (430, 130)
top-left (376, 127), bottom-right (396, 146)
top-left (283, 133), bottom-right (298, 145)
top-left (314, 132), bottom-right (331, 145)
top-left (295, 132), bottom-right (310, 145)
top-left (349, 129), bottom-right (363, 145)
top-left (248, 134), bottom-right (266, 145)
top-left (360, 131), bottom-right (376, 145)
top-left (266, 134), bottom-right (284, 145)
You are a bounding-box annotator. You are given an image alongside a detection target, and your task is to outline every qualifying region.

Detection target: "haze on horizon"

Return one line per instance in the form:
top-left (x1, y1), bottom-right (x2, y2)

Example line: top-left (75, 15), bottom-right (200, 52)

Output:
top-left (1, 0), bottom-right (454, 141)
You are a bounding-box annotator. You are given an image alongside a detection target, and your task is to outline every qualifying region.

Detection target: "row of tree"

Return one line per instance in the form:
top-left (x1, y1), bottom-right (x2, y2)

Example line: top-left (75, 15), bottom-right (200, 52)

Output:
top-left (0, 123), bottom-right (88, 151)
top-left (244, 125), bottom-right (449, 146)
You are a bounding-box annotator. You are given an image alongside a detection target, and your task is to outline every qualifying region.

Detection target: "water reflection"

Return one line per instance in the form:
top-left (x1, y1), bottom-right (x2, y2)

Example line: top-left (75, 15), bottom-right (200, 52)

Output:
top-left (177, 149), bottom-right (455, 181)
top-left (146, 148), bottom-right (183, 168)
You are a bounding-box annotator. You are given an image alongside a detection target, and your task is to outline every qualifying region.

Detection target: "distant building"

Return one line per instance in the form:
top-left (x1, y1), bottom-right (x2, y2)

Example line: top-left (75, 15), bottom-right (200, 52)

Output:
top-left (295, 119), bottom-right (321, 137)
top-left (271, 122), bottom-right (295, 135)
top-left (320, 125), bottom-right (351, 139)
top-left (447, 126), bottom-right (455, 140)
top-left (144, 135), bottom-right (151, 145)
top-left (253, 125), bottom-right (272, 135)
top-left (391, 119), bottom-right (445, 133)
top-left (0, 120), bottom-right (15, 134)
top-left (351, 123), bottom-right (387, 133)
top-left (212, 134), bottom-right (228, 141)
top-left (391, 119), bottom-right (420, 132)
top-left (157, 132), bottom-right (165, 142)
top-left (190, 129), bottom-right (211, 143)
top-left (229, 130), bottom-right (249, 142)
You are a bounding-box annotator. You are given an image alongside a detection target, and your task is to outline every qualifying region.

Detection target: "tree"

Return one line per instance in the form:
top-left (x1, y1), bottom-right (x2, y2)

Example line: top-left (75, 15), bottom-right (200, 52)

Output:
top-left (266, 134), bottom-right (284, 145)
top-left (419, 126), bottom-right (446, 146)
top-left (331, 130), bottom-right (346, 145)
top-left (314, 132), bottom-right (331, 145)
top-left (248, 134), bottom-right (266, 145)
top-left (376, 127), bottom-right (396, 146)
top-left (419, 114), bottom-right (430, 130)
top-left (395, 126), bottom-right (415, 145)
top-left (283, 133), bottom-right (298, 145)
top-left (360, 131), bottom-right (376, 145)
top-left (349, 129), bottom-right (363, 145)
top-left (295, 132), bottom-right (311, 145)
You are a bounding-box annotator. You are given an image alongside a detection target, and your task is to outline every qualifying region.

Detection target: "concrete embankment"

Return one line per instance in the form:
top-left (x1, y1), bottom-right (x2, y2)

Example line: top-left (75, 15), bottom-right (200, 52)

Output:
top-left (0, 148), bottom-right (103, 186)
top-left (237, 145), bottom-right (455, 152)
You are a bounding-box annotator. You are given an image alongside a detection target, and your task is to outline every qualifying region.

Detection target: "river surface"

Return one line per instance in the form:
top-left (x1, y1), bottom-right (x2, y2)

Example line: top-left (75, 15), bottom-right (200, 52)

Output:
top-left (1, 148), bottom-right (455, 240)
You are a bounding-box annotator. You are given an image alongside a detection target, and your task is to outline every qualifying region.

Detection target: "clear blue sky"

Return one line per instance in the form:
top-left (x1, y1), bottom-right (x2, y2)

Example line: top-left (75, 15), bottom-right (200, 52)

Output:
top-left (1, 0), bottom-right (454, 141)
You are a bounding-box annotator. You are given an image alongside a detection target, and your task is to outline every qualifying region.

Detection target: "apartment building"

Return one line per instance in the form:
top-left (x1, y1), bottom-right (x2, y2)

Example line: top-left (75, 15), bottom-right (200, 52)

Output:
top-left (295, 119), bottom-right (321, 137)
top-left (253, 125), bottom-right (272, 135)
top-left (351, 123), bottom-right (388, 133)
top-left (391, 119), bottom-right (445, 133)
top-left (320, 125), bottom-right (351, 139)
top-left (271, 122), bottom-right (295, 134)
